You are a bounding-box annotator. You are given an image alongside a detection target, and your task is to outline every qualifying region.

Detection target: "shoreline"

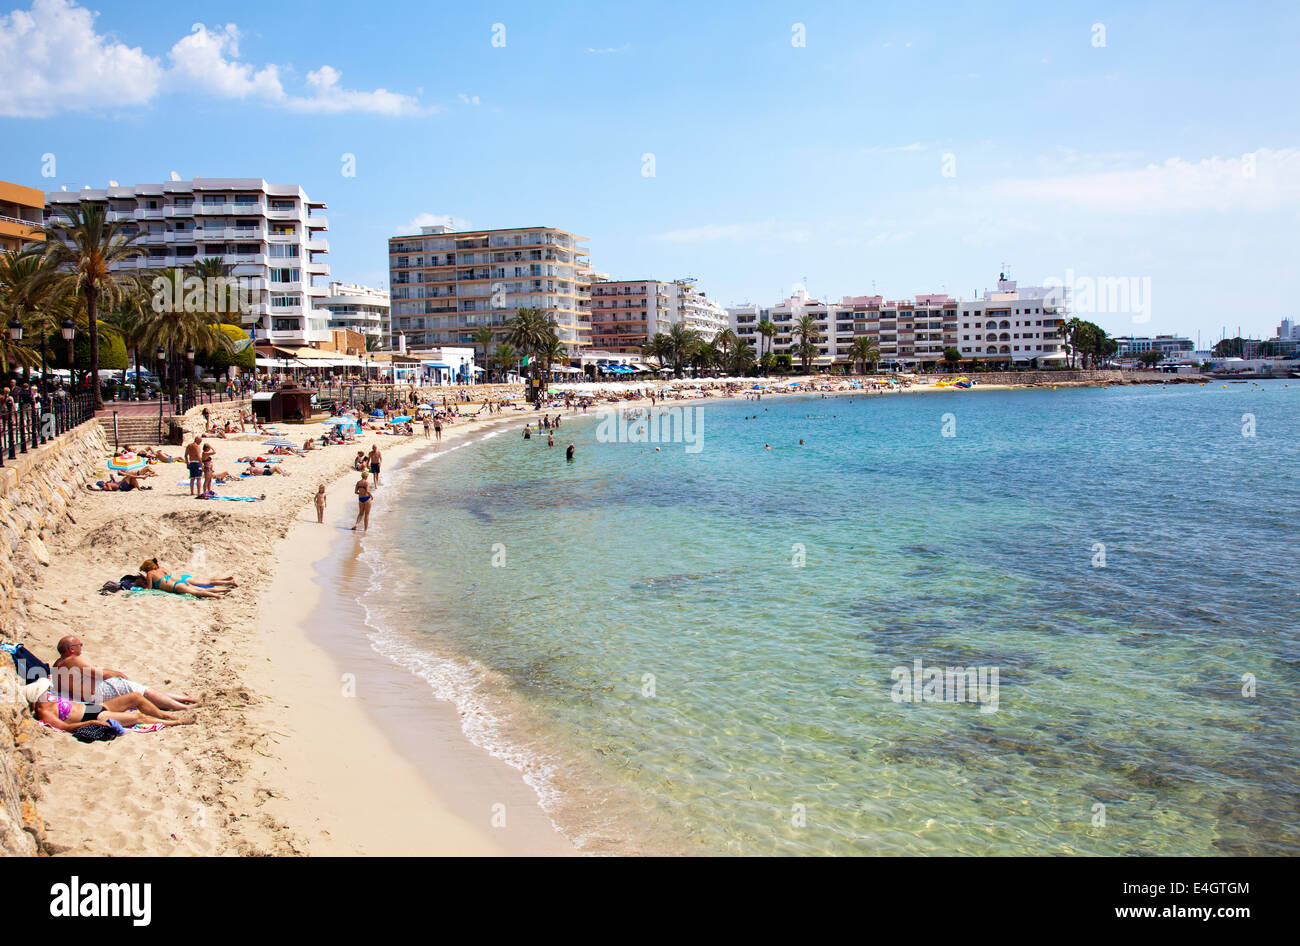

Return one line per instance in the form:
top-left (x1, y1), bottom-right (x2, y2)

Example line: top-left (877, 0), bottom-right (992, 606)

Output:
top-left (20, 372), bottom-right (1207, 856)
top-left (242, 412), bottom-right (579, 855)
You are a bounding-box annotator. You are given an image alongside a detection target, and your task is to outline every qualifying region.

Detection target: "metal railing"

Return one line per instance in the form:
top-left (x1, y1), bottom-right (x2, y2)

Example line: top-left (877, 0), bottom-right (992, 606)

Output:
top-left (1, 393), bottom-right (96, 466)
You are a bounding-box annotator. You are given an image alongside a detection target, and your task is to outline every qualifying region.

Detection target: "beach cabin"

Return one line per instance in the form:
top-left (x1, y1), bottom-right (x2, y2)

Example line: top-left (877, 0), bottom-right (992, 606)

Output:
top-left (251, 382), bottom-right (315, 424)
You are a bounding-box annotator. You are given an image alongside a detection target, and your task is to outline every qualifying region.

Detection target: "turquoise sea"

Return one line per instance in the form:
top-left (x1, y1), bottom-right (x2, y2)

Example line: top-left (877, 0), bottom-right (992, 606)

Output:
top-left (357, 381), bottom-right (1300, 855)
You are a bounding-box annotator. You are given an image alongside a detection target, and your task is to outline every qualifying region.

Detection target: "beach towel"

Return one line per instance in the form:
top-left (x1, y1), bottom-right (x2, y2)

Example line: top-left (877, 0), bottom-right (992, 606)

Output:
top-left (124, 588), bottom-right (200, 600)
top-left (197, 494), bottom-right (264, 502)
top-left (2, 641), bottom-right (50, 683)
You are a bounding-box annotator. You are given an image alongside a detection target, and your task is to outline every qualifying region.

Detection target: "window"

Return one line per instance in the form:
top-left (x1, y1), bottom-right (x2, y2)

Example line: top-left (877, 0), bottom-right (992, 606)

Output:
top-left (269, 268), bottom-right (300, 283)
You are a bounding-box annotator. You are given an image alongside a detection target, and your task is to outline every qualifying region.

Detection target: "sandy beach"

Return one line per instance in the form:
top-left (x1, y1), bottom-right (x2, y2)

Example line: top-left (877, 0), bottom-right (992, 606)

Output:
top-left (17, 371), bottom-right (1158, 856)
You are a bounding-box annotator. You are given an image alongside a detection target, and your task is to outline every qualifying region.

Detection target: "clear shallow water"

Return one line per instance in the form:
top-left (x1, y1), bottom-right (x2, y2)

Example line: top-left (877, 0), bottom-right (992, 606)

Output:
top-left (359, 381), bottom-right (1300, 855)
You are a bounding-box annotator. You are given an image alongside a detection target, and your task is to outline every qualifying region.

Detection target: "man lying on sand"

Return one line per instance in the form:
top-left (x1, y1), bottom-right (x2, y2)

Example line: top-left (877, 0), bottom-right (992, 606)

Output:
top-left (25, 678), bottom-right (195, 731)
top-left (89, 473), bottom-right (150, 492)
top-left (138, 559), bottom-right (237, 599)
top-left (52, 635), bottom-right (197, 711)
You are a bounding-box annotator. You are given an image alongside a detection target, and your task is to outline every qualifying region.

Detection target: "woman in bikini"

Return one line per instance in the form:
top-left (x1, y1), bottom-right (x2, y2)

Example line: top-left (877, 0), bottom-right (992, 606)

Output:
top-left (25, 678), bottom-right (195, 730)
top-left (139, 559), bottom-right (237, 598)
top-left (353, 471), bottom-right (373, 532)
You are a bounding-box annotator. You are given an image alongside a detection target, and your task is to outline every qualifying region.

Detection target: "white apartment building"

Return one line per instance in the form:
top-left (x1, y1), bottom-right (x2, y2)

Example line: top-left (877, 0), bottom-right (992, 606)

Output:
top-left (588, 278), bottom-right (727, 352)
top-left (732, 289), bottom-right (954, 369)
top-left (389, 224), bottom-right (590, 352)
top-left (45, 177), bottom-right (331, 347)
top-left (674, 280), bottom-right (729, 339)
top-left (1114, 335), bottom-right (1195, 358)
top-left (323, 281), bottom-right (391, 349)
top-left (954, 276), bottom-right (1068, 365)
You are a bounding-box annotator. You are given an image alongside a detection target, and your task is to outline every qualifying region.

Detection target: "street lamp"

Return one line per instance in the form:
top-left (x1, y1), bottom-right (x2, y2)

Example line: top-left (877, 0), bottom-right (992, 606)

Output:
top-left (185, 345), bottom-right (195, 405)
top-left (156, 346), bottom-right (166, 436)
top-left (61, 318), bottom-right (74, 402)
top-left (7, 317), bottom-right (21, 341)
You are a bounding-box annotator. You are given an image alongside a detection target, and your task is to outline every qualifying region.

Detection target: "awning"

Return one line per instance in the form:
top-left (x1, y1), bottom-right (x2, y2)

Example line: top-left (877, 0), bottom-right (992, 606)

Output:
top-left (422, 361), bottom-right (452, 369)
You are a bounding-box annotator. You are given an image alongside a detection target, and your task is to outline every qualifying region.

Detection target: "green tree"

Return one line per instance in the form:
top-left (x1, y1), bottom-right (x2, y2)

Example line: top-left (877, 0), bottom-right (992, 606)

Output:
top-left (756, 319), bottom-right (777, 358)
top-left (471, 325), bottom-right (495, 372)
top-left (1138, 350), bottom-right (1166, 367)
top-left (664, 321), bottom-right (702, 377)
top-left (491, 341), bottom-right (519, 378)
top-left (52, 320), bottom-right (127, 371)
top-left (848, 336), bottom-right (881, 375)
top-left (792, 314), bottom-right (824, 373)
top-left (42, 201), bottom-right (147, 409)
top-left (943, 347), bottom-right (962, 369)
top-left (197, 323), bottom-right (255, 378)
top-left (641, 333), bottom-right (674, 374)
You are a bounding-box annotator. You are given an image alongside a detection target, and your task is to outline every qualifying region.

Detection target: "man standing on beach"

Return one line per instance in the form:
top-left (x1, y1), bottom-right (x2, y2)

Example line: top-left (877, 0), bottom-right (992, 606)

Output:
top-left (185, 435), bottom-right (203, 496)
top-left (369, 444), bottom-right (383, 485)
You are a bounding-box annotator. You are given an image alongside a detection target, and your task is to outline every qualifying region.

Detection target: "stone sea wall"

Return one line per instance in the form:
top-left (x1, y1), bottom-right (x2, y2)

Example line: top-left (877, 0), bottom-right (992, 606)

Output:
top-left (0, 421), bottom-right (108, 856)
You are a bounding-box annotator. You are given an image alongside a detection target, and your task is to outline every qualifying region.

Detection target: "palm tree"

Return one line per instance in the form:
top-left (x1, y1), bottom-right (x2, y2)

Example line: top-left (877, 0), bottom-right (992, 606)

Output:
top-left (691, 341), bottom-right (720, 377)
top-left (640, 333), bottom-right (673, 375)
top-left (0, 247), bottom-right (61, 386)
top-left (792, 314), bottom-right (824, 374)
top-left (1058, 316), bottom-right (1083, 369)
top-left (756, 319), bottom-right (777, 359)
top-left (43, 201), bottom-right (147, 409)
top-left (505, 307), bottom-right (558, 395)
top-left (491, 342), bottom-right (519, 378)
top-left (537, 336), bottom-right (567, 381)
top-left (664, 321), bottom-right (702, 377)
top-left (728, 338), bottom-right (757, 376)
top-left (471, 325), bottom-right (495, 375)
top-left (848, 336), bottom-right (881, 375)
top-left (124, 266), bottom-right (233, 402)
top-left (714, 328), bottom-right (738, 370)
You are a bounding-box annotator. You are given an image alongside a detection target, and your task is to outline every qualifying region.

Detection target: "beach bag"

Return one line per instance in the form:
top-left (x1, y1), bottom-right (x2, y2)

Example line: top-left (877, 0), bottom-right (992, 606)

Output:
top-left (6, 643), bottom-right (50, 684)
top-left (71, 723), bottom-right (118, 743)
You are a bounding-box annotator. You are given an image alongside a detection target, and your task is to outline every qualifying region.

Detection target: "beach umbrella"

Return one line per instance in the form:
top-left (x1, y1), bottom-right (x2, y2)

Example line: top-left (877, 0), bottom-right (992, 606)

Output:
top-left (107, 453), bottom-right (147, 472)
top-left (322, 418), bottom-right (355, 426)
top-left (371, 409), bottom-right (385, 417)
top-left (263, 436), bottom-right (297, 448)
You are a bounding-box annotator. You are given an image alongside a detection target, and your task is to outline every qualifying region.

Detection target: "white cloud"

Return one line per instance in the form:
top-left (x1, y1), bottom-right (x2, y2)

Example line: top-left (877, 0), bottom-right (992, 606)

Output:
top-left (988, 148), bottom-right (1300, 213)
top-left (402, 213), bottom-right (469, 234)
top-left (0, 1), bottom-right (424, 117)
top-left (457, 93), bottom-right (481, 106)
top-left (285, 65), bottom-right (423, 116)
top-left (168, 23), bottom-right (284, 100)
top-left (860, 142), bottom-right (927, 155)
top-left (0, 0), bottom-right (162, 117)
top-left (587, 44), bottom-right (629, 54)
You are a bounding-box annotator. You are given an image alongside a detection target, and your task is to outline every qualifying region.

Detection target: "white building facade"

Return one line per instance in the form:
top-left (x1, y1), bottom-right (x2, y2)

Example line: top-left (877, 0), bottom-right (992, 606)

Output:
top-left (323, 281), bottom-right (391, 349)
top-left (46, 177), bottom-right (331, 347)
top-left (954, 276), bottom-right (1068, 365)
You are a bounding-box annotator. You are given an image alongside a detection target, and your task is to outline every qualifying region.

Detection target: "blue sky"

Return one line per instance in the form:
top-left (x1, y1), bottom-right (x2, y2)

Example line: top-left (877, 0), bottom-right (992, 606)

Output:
top-left (2, 0), bottom-right (1297, 343)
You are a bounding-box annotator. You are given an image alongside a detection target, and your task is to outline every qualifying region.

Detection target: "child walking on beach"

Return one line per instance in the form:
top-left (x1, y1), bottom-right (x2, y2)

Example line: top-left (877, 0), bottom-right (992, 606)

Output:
top-left (315, 484), bottom-right (327, 523)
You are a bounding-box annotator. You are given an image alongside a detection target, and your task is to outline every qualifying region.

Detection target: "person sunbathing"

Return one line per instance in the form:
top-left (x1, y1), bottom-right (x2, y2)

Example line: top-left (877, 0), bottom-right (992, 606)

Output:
top-left (25, 678), bottom-right (194, 731)
top-left (302, 438), bottom-right (318, 451)
top-left (90, 473), bottom-right (149, 492)
top-left (244, 462), bottom-right (289, 477)
top-left (52, 635), bottom-right (197, 710)
top-left (138, 559), bottom-right (236, 598)
top-left (138, 446), bottom-right (179, 462)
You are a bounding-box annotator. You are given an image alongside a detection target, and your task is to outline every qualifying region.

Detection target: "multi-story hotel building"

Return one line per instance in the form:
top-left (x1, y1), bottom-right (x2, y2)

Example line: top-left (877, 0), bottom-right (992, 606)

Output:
top-left (953, 276), bottom-right (1067, 364)
top-left (322, 281), bottom-right (391, 349)
top-left (45, 177), bottom-right (331, 347)
top-left (0, 180), bottom-right (45, 252)
top-left (588, 278), bottom-right (728, 352)
top-left (730, 276), bottom-right (1066, 370)
top-left (730, 290), bottom-right (956, 369)
top-left (388, 224), bottom-right (590, 351)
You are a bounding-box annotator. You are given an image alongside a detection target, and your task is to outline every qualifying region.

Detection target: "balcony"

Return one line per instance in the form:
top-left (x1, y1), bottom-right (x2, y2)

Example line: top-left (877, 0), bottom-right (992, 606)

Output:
top-left (304, 238), bottom-right (329, 252)
top-left (265, 206), bottom-right (300, 220)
